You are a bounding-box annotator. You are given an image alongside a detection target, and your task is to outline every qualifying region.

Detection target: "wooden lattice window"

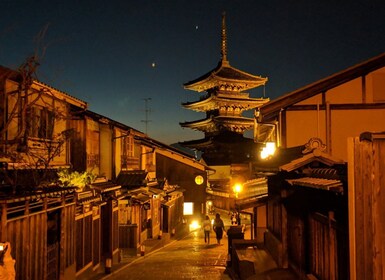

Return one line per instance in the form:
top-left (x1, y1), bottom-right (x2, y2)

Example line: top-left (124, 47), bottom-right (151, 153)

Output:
top-left (28, 106), bottom-right (55, 139)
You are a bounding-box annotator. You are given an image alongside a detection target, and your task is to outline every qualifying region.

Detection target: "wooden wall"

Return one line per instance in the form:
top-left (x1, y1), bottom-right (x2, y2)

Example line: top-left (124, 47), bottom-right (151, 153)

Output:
top-left (348, 134), bottom-right (385, 280)
top-left (0, 201), bottom-right (76, 280)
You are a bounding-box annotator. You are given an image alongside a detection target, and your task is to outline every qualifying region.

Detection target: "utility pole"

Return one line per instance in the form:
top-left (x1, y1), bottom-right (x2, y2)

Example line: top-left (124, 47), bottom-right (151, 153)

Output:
top-left (141, 98), bottom-right (152, 134)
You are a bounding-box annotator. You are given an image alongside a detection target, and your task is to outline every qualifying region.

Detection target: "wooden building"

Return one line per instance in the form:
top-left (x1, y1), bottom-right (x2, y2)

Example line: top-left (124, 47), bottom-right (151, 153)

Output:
top-left (69, 110), bottom-right (145, 179)
top-left (0, 64), bottom-right (87, 185)
top-left (255, 52), bottom-right (385, 279)
top-left (256, 52), bottom-right (385, 162)
top-left (348, 132), bottom-right (385, 280)
top-left (0, 64), bottom-right (88, 279)
top-left (261, 139), bottom-right (349, 279)
top-left (0, 63), bottom-right (204, 279)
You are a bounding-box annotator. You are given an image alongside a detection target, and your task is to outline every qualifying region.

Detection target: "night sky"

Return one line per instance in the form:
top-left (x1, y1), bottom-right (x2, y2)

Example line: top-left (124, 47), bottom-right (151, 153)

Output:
top-left (1, 1), bottom-right (385, 144)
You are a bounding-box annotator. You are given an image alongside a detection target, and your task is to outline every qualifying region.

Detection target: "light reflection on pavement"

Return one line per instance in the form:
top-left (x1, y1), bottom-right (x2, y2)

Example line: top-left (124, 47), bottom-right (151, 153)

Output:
top-left (107, 229), bottom-right (231, 280)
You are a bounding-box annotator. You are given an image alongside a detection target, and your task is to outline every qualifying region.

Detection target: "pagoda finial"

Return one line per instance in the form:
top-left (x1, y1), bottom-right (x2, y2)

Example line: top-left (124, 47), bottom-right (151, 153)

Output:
top-left (221, 12), bottom-right (228, 63)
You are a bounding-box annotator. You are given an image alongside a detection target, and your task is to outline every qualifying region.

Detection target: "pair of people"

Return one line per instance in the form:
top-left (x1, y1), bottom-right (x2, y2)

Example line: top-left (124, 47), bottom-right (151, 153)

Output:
top-left (203, 213), bottom-right (225, 245)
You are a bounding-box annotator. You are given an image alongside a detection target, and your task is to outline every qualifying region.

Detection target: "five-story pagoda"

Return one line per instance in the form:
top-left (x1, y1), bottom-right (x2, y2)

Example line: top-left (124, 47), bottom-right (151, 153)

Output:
top-left (180, 13), bottom-right (269, 165)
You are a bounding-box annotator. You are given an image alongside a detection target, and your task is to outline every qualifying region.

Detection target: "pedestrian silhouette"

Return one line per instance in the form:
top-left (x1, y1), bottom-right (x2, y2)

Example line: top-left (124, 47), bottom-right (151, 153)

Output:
top-left (213, 213), bottom-right (225, 245)
top-left (202, 215), bottom-right (212, 244)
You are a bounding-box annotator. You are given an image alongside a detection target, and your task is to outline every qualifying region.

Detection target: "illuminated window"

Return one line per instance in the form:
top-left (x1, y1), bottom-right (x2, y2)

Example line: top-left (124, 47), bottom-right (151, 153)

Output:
top-left (183, 202), bottom-right (193, 215)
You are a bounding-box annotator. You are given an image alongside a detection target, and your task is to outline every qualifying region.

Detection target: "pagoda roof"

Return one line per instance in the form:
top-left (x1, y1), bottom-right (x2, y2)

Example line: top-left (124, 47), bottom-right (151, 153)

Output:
top-left (184, 60), bottom-right (267, 92)
top-left (183, 13), bottom-right (267, 93)
top-left (182, 93), bottom-right (269, 112)
top-left (180, 115), bottom-right (255, 133)
top-left (179, 133), bottom-right (260, 165)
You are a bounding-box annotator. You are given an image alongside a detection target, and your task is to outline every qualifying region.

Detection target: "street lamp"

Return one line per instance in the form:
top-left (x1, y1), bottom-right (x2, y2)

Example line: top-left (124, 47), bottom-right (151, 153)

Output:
top-left (232, 183), bottom-right (243, 225)
top-left (260, 141), bottom-right (276, 160)
top-left (233, 183), bottom-right (242, 198)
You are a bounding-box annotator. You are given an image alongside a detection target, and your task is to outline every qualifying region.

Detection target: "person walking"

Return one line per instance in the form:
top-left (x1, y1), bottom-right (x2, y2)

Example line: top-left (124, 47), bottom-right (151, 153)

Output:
top-left (202, 215), bottom-right (212, 244)
top-left (213, 213), bottom-right (225, 245)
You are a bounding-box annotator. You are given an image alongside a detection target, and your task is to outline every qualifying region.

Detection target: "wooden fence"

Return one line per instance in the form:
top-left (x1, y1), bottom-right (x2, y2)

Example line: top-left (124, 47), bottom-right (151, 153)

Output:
top-left (0, 191), bottom-right (76, 280)
top-left (348, 133), bottom-right (385, 280)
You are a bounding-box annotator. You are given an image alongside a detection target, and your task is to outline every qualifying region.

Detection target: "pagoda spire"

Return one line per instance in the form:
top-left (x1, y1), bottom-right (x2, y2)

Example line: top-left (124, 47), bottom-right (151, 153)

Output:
top-left (221, 12), bottom-right (229, 65)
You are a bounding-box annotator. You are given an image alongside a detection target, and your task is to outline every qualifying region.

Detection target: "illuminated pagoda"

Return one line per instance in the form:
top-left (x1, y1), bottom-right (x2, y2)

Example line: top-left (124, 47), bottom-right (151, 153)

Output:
top-left (180, 13), bottom-right (269, 165)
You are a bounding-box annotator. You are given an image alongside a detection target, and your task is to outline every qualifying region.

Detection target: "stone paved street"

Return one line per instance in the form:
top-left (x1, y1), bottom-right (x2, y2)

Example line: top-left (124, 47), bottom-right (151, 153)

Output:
top-left (105, 229), bottom-right (231, 280)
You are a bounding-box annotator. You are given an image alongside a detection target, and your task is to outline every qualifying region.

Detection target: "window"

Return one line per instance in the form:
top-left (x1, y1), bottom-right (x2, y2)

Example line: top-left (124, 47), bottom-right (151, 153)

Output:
top-left (28, 107), bottom-right (55, 139)
top-left (122, 135), bottom-right (134, 157)
top-left (183, 202), bottom-right (194, 215)
top-left (121, 135), bottom-right (135, 169)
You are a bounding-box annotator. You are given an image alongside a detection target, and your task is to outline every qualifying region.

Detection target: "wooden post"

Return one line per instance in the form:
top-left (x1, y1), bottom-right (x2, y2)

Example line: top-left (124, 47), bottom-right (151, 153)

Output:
top-left (281, 189), bottom-right (288, 268)
top-left (328, 211), bottom-right (335, 280)
top-left (347, 137), bottom-right (356, 280)
top-left (1, 204), bottom-right (7, 241)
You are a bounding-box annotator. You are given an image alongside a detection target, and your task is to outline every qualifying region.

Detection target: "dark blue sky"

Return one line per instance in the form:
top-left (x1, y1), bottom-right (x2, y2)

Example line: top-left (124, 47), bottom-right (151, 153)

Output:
top-left (1, 0), bottom-right (385, 144)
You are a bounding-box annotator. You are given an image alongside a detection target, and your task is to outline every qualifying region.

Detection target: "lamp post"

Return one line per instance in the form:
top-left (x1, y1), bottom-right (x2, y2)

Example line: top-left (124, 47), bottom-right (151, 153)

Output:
top-left (233, 183), bottom-right (242, 225)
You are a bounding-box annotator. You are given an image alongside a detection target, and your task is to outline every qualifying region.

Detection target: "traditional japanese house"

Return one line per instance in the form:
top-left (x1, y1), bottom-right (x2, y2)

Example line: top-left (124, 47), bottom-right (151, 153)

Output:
top-left (88, 178), bottom-right (122, 275)
top-left (260, 139), bottom-right (348, 279)
top-left (255, 52), bottom-right (385, 162)
top-left (255, 51), bottom-right (385, 280)
top-left (116, 133), bottom-right (208, 241)
top-left (116, 170), bottom-right (162, 253)
top-left (69, 110), bottom-right (145, 179)
top-left (0, 64), bottom-right (87, 185)
top-left (159, 179), bottom-right (184, 236)
top-left (0, 63), bottom-right (89, 280)
top-left (138, 136), bottom-right (208, 223)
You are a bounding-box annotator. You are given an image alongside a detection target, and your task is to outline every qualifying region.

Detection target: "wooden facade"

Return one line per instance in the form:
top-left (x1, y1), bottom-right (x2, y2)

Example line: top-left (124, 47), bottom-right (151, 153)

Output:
top-left (0, 63), bottom-right (208, 279)
top-left (264, 144), bottom-right (349, 279)
top-left (255, 52), bottom-right (385, 280)
top-left (0, 188), bottom-right (77, 280)
top-left (256, 52), bottom-right (385, 162)
top-left (348, 132), bottom-right (385, 280)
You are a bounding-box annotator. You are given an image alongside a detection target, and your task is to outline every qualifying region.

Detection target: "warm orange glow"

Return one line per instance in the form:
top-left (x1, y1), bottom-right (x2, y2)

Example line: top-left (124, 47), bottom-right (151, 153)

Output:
top-left (233, 183), bottom-right (243, 195)
top-left (260, 142), bottom-right (276, 159)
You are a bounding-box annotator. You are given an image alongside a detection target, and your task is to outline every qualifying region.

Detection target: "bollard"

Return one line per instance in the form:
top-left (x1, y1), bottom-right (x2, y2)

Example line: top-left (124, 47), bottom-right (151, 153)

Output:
top-left (105, 258), bottom-right (112, 274)
top-left (140, 245), bottom-right (145, 256)
top-left (158, 230), bottom-right (162, 239)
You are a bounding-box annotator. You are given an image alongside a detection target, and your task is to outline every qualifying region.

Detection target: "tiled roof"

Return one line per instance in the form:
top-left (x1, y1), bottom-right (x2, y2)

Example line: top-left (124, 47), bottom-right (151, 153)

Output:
top-left (0, 186), bottom-right (76, 203)
top-left (286, 177), bottom-right (343, 193)
top-left (116, 170), bottom-right (148, 188)
top-left (184, 61), bottom-right (267, 92)
top-left (91, 181), bottom-right (121, 193)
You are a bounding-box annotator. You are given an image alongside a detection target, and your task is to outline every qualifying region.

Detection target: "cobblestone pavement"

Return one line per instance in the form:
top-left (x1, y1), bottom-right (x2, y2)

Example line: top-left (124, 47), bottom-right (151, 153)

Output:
top-left (105, 229), bottom-right (232, 280)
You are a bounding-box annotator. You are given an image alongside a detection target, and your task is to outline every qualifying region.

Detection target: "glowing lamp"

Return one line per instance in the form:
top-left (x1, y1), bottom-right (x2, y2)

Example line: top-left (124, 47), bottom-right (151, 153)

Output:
top-left (260, 142), bottom-right (276, 159)
top-left (195, 175), bottom-right (204, 185)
